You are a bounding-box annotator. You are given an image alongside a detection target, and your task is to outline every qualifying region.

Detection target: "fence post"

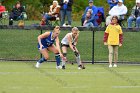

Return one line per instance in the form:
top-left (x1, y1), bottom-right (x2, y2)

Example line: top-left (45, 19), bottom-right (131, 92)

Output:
top-left (92, 28), bottom-right (94, 64)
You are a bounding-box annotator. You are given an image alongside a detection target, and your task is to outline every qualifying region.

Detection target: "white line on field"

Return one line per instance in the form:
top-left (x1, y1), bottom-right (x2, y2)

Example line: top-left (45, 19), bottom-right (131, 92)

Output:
top-left (63, 86), bottom-right (88, 89)
top-left (0, 72), bottom-right (36, 75)
top-left (46, 71), bottom-right (140, 74)
top-left (112, 86), bottom-right (140, 88)
top-left (0, 71), bottom-right (140, 75)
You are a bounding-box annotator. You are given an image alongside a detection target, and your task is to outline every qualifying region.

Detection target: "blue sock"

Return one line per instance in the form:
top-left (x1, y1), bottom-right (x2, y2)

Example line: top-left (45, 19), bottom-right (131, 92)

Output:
top-left (55, 54), bottom-right (61, 66)
top-left (38, 57), bottom-right (46, 63)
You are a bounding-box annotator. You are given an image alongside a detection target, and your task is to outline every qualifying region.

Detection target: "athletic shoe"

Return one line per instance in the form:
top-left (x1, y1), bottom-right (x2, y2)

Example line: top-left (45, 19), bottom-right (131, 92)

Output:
top-left (62, 65), bottom-right (65, 69)
top-left (78, 65), bottom-right (85, 70)
top-left (56, 65), bottom-right (62, 69)
top-left (113, 64), bottom-right (117, 67)
top-left (35, 62), bottom-right (41, 68)
top-left (109, 64), bottom-right (112, 68)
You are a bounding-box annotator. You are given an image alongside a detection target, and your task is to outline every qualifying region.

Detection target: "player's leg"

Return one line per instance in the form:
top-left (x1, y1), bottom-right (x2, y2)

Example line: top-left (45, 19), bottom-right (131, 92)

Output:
top-left (113, 45), bottom-right (118, 67)
top-left (61, 45), bottom-right (68, 69)
top-left (108, 45), bottom-right (113, 67)
top-left (73, 47), bottom-right (85, 69)
top-left (48, 45), bottom-right (62, 69)
top-left (35, 49), bottom-right (49, 68)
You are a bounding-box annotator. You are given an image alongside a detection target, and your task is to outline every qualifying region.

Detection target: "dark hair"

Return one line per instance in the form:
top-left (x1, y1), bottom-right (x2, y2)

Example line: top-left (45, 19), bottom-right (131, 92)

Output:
top-left (111, 16), bottom-right (119, 23)
top-left (53, 26), bottom-right (60, 32)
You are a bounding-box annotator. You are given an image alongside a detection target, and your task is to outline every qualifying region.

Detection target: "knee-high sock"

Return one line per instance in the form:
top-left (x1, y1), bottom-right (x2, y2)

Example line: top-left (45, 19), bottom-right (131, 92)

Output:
top-left (55, 54), bottom-right (61, 66)
top-left (76, 55), bottom-right (81, 65)
top-left (38, 57), bottom-right (47, 63)
top-left (62, 58), bottom-right (66, 66)
top-left (62, 53), bottom-right (67, 66)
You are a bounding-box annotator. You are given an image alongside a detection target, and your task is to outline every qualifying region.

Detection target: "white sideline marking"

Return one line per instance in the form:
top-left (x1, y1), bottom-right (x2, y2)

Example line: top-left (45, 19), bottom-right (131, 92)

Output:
top-left (46, 71), bottom-right (140, 75)
top-left (0, 71), bottom-right (140, 76)
top-left (63, 86), bottom-right (88, 89)
top-left (0, 72), bottom-right (36, 75)
top-left (112, 86), bottom-right (140, 88)
top-left (7, 86), bottom-right (41, 89)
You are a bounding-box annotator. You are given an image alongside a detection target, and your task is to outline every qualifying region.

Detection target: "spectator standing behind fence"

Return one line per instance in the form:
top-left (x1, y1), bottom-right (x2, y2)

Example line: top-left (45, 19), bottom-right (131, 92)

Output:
top-left (0, 1), bottom-right (6, 18)
top-left (59, 0), bottom-right (73, 26)
top-left (107, 0), bottom-right (118, 10)
top-left (127, 0), bottom-right (140, 28)
top-left (81, 0), bottom-right (98, 27)
top-left (40, 0), bottom-right (60, 26)
top-left (83, 10), bottom-right (94, 27)
top-left (106, 0), bottom-right (127, 26)
top-left (104, 16), bottom-right (123, 68)
top-left (9, 1), bottom-right (25, 25)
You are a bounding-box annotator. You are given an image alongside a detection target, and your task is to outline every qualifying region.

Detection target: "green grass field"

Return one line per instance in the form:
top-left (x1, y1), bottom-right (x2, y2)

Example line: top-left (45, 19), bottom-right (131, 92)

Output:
top-left (0, 62), bottom-right (140, 93)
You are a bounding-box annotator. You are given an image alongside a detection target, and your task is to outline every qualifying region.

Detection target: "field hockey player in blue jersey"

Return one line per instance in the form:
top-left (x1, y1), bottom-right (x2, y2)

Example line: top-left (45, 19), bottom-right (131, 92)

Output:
top-left (35, 26), bottom-right (63, 69)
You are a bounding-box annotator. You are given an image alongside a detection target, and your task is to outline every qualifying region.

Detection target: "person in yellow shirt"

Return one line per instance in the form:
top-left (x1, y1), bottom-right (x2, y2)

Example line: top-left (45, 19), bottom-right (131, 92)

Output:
top-left (103, 16), bottom-right (123, 67)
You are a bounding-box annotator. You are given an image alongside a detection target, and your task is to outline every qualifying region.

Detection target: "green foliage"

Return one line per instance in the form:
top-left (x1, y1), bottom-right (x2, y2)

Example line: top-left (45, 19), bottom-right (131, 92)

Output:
top-left (1, 0), bottom-right (136, 20)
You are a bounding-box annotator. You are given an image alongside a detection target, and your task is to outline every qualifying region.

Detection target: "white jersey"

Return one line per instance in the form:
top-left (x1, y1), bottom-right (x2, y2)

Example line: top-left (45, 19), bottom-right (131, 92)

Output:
top-left (61, 33), bottom-right (75, 45)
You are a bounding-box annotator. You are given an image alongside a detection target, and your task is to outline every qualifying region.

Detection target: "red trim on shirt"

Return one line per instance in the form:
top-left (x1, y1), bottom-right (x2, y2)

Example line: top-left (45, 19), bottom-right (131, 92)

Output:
top-left (103, 32), bottom-right (109, 42)
top-left (119, 34), bottom-right (123, 44)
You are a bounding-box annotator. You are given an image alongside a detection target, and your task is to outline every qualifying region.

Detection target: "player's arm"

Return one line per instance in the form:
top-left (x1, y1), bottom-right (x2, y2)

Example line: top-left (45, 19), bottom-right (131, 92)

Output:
top-left (119, 27), bottom-right (123, 47)
top-left (103, 26), bottom-right (109, 45)
top-left (38, 32), bottom-right (50, 49)
top-left (67, 35), bottom-right (76, 52)
top-left (55, 36), bottom-right (62, 55)
top-left (73, 34), bottom-right (79, 46)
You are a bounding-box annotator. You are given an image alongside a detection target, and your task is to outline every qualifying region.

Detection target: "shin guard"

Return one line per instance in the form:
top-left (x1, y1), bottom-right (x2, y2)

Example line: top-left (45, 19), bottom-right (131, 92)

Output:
top-left (55, 53), bottom-right (61, 66)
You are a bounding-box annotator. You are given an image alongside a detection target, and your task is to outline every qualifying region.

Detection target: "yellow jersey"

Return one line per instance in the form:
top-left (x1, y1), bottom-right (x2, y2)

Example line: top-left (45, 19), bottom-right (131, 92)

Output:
top-left (105, 24), bottom-right (123, 45)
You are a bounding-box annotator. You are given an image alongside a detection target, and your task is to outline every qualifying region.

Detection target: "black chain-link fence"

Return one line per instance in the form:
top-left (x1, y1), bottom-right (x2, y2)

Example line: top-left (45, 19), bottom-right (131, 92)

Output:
top-left (0, 26), bottom-right (140, 63)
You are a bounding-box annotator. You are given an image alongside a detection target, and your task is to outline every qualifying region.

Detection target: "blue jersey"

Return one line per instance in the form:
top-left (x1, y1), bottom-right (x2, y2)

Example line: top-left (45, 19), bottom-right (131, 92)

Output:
top-left (38, 32), bottom-right (56, 49)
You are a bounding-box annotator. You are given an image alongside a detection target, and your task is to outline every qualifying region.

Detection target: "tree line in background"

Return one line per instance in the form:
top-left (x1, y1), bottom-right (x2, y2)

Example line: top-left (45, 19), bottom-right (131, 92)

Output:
top-left (2, 0), bottom-right (135, 20)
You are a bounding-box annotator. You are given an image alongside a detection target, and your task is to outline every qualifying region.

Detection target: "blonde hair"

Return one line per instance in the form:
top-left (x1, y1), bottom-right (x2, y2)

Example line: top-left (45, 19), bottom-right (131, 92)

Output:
top-left (53, 0), bottom-right (58, 5)
top-left (72, 27), bottom-right (79, 33)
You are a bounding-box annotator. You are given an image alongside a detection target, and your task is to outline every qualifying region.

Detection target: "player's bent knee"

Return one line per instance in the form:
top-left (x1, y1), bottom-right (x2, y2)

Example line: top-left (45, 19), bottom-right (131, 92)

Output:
top-left (55, 53), bottom-right (60, 56)
top-left (74, 51), bottom-right (79, 57)
top-left (63, 53), bottom-right (67, 57)
top-left (54, 50), bottom-right (59, 54)
top-left (44, 56), bottom-right (49, 60)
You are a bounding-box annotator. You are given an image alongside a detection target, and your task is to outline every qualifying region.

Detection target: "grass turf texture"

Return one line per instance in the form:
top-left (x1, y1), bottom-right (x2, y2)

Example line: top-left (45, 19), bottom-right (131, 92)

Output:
top-left (0, 62), bottom-right (140, 93)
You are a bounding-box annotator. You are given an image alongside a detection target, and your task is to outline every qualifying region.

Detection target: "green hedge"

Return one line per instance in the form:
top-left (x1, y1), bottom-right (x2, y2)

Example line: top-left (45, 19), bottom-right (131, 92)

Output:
top-left (2, 0), bottom-right (135, 20)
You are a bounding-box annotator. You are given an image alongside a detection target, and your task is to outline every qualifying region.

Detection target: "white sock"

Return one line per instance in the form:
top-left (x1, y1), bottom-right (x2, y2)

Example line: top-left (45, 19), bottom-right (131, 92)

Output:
top-left (76, 55), bottom-right (81, 65)
top-left (61, 59), bottom-right (66, 66)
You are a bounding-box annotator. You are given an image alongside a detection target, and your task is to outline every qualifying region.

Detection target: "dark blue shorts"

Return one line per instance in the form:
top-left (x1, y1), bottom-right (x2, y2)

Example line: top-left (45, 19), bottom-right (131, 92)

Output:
top-left (38, 43), bottom-right (48, 50)
top-left (37, 43), bottom-right (53, 50)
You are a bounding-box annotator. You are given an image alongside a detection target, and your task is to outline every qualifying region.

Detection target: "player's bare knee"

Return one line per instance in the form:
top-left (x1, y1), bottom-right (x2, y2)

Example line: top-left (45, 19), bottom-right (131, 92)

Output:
top-left (54, 50), bottom-right (59, 54)
top-left (44, 56), bottom-right (49, 60)
top-left (55, 52), bottom-right (60, 56)
top-left (74, 51), bottom-right (79, 57)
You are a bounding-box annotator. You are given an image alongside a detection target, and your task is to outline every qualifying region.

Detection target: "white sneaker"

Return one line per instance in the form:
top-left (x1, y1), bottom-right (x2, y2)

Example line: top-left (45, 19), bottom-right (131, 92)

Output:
top-left (109, 64), bottom-right (112, 68)
top-left (113, 64), bottom-right (117, 67)
top-left (35, 62), bottom-right (41, 68)
top-left (56, 65), bottom-right (62, 69)
top-left (78, 67), bottom-right (82, 70)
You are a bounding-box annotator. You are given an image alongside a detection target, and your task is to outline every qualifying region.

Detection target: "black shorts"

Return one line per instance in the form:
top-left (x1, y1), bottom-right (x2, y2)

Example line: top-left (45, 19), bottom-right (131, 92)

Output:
top-left (61, 43), bottom-right (69, 47)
